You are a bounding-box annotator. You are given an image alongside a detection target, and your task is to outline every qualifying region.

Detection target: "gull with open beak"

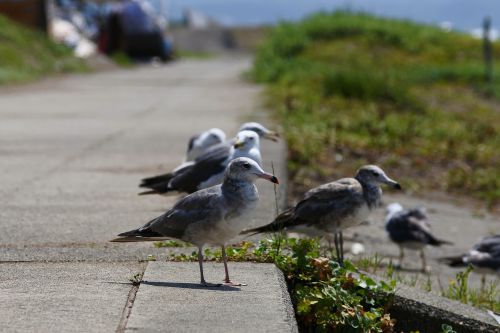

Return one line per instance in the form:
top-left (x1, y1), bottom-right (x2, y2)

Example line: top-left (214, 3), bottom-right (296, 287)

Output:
top-left (112, 158), bottom-right (279, 286)
top-left (242, 165), bottom-right (401, 265)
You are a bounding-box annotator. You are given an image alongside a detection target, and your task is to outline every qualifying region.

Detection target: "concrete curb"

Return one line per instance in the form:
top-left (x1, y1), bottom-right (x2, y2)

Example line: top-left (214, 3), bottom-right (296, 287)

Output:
top-left (389, 284), bottom-right (499, 332)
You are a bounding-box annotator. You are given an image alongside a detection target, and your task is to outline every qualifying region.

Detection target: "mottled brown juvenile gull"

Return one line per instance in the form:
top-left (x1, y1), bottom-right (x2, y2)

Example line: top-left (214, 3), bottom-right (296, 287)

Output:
top-left (385, 203), bottom-right (452, 272)
top-left (139, 130), bottom-right (262, 195)
top-left (112, 158), bottom-right (279, 286)
top-left (242, 165), bottom-right (401, 264)
top-left (441, 235), bottom-right (500, 275)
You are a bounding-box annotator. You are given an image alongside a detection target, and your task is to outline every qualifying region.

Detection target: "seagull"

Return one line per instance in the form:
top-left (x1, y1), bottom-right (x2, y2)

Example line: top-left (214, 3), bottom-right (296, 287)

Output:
top-left (441, 235), bottom-right (500, 275)
top-left (112, 158), bottom-right (279, 286)
top-left (239, 122), bottom-right (280, 142)
top-left (139, 130), bottom-right (262, 195)
top-left (385, 203), bottom-right (452, 272)
top-left (140, 122), bottom-right (277, 189)
top-left (242, 165), bottom-right (401, 264)
top-left (185, 128), bottom-right (226, 162)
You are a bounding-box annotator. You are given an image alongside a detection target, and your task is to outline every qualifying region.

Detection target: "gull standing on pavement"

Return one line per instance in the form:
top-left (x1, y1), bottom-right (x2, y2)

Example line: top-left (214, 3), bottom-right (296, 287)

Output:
top-left (112, 158), bottom-right (279, 286)
top-left (242, 165), bottom-right (401, 264)
top-left (385, 203), bottom-right (452, 272)
top-left (139, 130), bottom-right (262, 195)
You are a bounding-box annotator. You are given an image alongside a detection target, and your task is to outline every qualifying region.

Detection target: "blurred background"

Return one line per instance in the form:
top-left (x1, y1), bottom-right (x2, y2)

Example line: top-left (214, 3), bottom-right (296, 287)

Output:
top-left (1, 0), bottom-right (500, 61)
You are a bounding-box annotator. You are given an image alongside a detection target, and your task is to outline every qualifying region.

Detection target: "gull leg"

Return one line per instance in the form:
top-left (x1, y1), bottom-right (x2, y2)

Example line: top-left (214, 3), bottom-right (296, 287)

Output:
top-left (420, 249), bottom-right (429, 273)
top-left (221, 245), bottom-right (246, 286)
top-left (481, 275), bottom-right (486, 292)
top-left (397, 246), bottom-right (404, 269)
top-left (339, 231), bottom-right (344, 265)
top-left (333, 232), bottom-right (341, 264)
top-left (198, 247), bottom-right (221, 287)
top-left (326, 235), bottom-right (334, 258)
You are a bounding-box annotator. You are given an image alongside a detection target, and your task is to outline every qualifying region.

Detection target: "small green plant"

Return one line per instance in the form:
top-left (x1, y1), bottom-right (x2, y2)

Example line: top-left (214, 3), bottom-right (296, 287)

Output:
top-left (442, 266), bottom-right (500, 312)
top-left (154, 240), bottom-right (191, 248)
top-left (129, 273), bottom-right (143, 286)
top-left (441, 324), bottom-right (457, 333)
top-left (110, 52), bottom-right (134, 68)
top-left (353, 255), bottom-right (500, 312)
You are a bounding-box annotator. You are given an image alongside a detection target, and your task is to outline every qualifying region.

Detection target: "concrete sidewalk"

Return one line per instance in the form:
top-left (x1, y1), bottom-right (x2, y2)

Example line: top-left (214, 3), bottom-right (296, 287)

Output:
top-left (0, 57), bottom-right (294, 332)
top-left (126, 262), bottom-right (296, 333)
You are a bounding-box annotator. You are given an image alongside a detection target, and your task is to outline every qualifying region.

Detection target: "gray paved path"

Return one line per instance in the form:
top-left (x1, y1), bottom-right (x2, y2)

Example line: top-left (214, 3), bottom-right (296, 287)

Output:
top-left (0, 57), bottom-right (293, 332)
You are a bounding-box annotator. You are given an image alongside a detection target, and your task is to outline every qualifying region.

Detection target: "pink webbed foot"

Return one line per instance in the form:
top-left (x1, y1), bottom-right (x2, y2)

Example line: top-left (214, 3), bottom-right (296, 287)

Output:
top-left (223, 280), bottom-right (247, 287)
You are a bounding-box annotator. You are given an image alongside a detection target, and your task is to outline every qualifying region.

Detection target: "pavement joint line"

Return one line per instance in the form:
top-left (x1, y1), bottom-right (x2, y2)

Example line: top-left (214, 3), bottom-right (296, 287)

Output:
top-left (116, 262), bottom-right (148, 333)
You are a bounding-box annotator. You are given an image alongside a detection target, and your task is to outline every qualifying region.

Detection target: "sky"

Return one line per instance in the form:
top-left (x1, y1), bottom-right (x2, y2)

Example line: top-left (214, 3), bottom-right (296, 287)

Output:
top-left (163, 0), bottom-right (500, 32)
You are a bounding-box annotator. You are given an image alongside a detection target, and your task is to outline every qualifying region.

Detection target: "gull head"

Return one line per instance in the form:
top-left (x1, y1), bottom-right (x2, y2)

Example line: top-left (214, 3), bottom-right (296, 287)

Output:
top-left (200, 128), bottom-right (226, 147)
top-left (239, 122), bottom-right (280, 142)
top-left (355, 165), bottom-right (401, 190)
top-left (386, 202), bottom-right (403, 216)
top-left (233, 130), bottom-right (260, 150)
top-left (385, 202), bottom-right (403, 221)
top-left (226, 157), bottom-right (279, 184)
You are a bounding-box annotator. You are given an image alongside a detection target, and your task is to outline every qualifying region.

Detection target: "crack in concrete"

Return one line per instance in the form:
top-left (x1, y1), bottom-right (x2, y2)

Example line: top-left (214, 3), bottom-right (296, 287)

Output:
top-left (116, 262), bottom-right (148, 333)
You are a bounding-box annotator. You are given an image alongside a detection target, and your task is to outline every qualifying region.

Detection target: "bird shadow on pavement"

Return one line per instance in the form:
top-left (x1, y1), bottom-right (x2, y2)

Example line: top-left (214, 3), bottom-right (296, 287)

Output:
top-left (142, 280), bottom-right (241, 291)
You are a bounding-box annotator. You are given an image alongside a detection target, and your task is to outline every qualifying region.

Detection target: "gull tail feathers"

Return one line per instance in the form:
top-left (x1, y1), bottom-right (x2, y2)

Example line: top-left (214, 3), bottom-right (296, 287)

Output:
top-left (438, 255), bottom-right (465, 267)
top-left (138, 188), bottom-right (178, 196)
top-left (240, 208), bottom-right (294, 235)
top-left (110, 227), bottom-right (166, 242)
top-left (138, 189), bottom-right (161, 196)
top-left (428, 235), bottom-right (453, 246)
top-left (139, 173), bottom-right (174, 188)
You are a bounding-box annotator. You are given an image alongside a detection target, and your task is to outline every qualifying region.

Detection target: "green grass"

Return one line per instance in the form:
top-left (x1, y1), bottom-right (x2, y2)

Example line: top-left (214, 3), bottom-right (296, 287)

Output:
top-left (176, 49), bottom-right (215, 60)
top-left (250, 11), bottom-right (500, 209)
top-left (354, 256), bottom-right (500, 313)
top-left (0, 14), bottom-right (87, 85)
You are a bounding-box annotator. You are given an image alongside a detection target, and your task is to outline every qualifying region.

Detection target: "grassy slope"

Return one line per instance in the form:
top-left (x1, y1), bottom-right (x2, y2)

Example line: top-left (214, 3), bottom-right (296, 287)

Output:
top-left (251, 12), bottom-right (500, 209)
top-left (0, 15), bottom-right (87, 85)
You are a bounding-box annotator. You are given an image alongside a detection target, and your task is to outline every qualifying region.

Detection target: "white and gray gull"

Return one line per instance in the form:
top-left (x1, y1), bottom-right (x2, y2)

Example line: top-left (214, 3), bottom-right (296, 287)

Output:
top-left (185, 128), bottom-right (226, 162)
top-left (139, 122), bottom-right (278, 190)
top-left (139, 130), bottom-right (262, 195)
top-left (112, 158), bottom-right (279, 286)
top-left (385, 203), bottom-right (452, 272)
top-left (239, 122), bottom-right (280, 142)
top-left (242, 165), bottom-right (401, 264)
top-left (441, 235), bottom-right (500, 275)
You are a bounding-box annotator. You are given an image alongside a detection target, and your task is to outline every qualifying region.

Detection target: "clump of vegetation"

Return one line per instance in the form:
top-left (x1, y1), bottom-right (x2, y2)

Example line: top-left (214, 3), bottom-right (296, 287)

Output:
top-left (442, 266), bottom-right (499, 312)
top-left (129, 272), bottom-right (143, 286)
top-left (250, 11), bottom-right (500, 209)
top-left (353, 255), bottom-right (500, 312)
top-left (0, 14), bottom-right (87, 84)
top-left (167, 238), bottom-right (396, 332)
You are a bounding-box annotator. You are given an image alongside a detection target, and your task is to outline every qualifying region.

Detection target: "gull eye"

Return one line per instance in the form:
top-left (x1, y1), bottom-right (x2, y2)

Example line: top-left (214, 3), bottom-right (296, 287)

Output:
top-left (243, 162), bottom-right (251, 169)
top-left (250, 137), bottom-right (254, 140)
top-left (372, 171), bottom-right (380, 177)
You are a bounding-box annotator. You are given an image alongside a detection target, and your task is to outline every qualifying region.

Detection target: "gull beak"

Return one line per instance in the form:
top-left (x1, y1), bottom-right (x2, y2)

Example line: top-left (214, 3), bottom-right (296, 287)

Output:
top-left (384, 177), bottom-right (402, 190)
top-left (263, 131), bottom-right (280, 142)
top-left (234, 140), bottom-right (245, 149)
top-left (256, 172), bottom-right (279, 184)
